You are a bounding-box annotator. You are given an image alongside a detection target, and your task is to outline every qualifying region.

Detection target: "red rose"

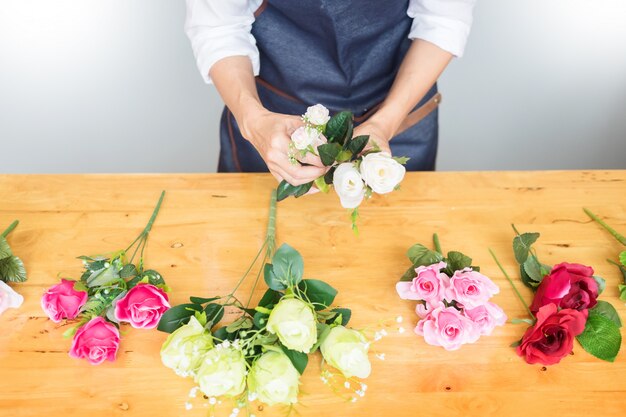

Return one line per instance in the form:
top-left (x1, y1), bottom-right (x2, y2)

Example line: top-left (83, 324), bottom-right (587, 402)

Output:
top-left (516, 303), bottom-right (586, 365)
top-left (530, 262), bottom-right (598, 314)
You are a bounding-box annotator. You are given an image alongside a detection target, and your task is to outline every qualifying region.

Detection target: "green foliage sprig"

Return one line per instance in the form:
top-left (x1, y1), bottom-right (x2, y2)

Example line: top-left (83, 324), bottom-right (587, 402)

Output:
top-left (0, 220), bottom-right (27, 283)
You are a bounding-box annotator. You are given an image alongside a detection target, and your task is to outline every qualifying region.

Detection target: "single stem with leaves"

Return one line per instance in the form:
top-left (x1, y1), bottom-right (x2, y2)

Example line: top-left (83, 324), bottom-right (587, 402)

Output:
top-left (489, 248), bottom-right (534, 320)
top-left (583, 208), bottom-right (626, 246)
top-left (1, 220), bottom-right (19, 238)
top-left (433, 233), bottom-right (442, 254)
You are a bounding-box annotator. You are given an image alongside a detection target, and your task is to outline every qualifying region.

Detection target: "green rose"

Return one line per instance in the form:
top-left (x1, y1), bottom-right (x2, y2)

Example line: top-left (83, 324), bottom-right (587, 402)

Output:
top-left (320, 326), bottom-right (371, 379)
top-left (195, 345), bottom-right (247, 398)
top-left (160, 315), bottom-right (213, 377)
top-left (266, 298), bottom-right (317, 353)
top-left (248, 351), bottom-right (300, 406)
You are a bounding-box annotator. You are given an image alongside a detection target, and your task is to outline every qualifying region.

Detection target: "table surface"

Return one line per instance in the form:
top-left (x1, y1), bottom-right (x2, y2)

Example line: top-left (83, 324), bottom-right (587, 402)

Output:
top-left (1, 171), bottom-right (625, 417)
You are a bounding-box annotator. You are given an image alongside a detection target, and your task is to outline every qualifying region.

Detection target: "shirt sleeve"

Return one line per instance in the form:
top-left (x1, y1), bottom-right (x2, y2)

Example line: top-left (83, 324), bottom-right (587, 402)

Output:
top-left (184, 0), bottom-right (261, 84)
top-left (407, 0), bottom-right (477, 57)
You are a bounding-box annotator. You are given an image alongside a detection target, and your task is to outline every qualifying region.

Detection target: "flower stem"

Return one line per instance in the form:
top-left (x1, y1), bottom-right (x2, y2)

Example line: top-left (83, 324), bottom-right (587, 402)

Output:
top-left (433, 233), bottom-right (442, 254)
top-left (489, 248), bottom-right (534, 319)
top-left (125, 191), bottom-right (166, 255)
top-left (266, 189), bottom-right (277, 255)
top-left (583, 207), bottom-right (626, 246)
top-left (1, 220), bottom-right (18, 238)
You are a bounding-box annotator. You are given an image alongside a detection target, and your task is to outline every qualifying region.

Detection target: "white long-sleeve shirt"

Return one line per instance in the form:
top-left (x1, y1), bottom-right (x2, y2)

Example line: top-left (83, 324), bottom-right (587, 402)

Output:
top-left (185, 0), bottom-right (476, 84)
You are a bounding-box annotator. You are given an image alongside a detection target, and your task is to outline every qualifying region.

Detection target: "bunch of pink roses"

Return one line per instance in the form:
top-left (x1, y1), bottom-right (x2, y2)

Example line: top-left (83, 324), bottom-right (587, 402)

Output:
top-left (396, 235), bottom-right (506, 351)
top-left (491, 226), bottom-right (622, 366)
top-left (41, 191), bottom-right (171, 365)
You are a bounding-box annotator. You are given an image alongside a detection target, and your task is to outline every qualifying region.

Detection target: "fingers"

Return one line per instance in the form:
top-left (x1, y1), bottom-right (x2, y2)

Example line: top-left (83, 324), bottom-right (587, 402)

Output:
top-left (297, 151), bottom-right (325, 168)
top-left (266, 132), bottom-right (326, 186)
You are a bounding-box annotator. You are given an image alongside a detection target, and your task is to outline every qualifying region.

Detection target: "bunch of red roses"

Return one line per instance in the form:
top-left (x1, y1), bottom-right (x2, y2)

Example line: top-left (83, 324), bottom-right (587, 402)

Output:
top-left (41, 192), bottom-right (171, 365)
top-left (491, 226), bottom-right (622, 366)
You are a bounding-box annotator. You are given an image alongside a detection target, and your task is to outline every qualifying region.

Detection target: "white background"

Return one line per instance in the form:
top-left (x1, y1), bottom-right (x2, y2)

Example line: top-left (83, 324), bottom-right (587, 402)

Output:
top-left (1, 0), bottom-right (625, 173)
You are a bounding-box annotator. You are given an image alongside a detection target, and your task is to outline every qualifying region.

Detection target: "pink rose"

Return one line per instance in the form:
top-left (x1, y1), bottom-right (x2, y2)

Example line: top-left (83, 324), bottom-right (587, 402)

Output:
top-left (396, 261), bottom-right (448, 303)
top-left (416, 305), bottom-right (480, 351)
top-left (464, 302), bottom-right (507, 336)
top-left (445, 269), bottom-right (499, 309)
top-left (41, 279), bottom-right (88, 322)
top-left (530, 262), bottom-right (598, 314)
top-left (69, 317), bottom-right (120, 365)
top-left (0, 281), bottom-right (24, 316)
top-left (114, 284), bottom-right (170, 329)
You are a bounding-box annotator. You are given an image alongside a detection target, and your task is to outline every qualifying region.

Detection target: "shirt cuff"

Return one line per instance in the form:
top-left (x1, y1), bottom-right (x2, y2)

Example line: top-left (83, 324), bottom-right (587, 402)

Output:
top-left (408, 14), bottom-right (471, 57)
top-left (191, 32), bottom-right (260, 84)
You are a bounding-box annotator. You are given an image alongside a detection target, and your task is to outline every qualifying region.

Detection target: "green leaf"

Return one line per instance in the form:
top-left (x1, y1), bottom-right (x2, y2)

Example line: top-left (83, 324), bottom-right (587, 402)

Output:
top-left (347, 135), bottom-right (369, 156)
top-left (593, 276), bottom-right (606, 295)
top-left (314, 176), bottom-right (330, 193)
top-left (253, 311), bottom-right (269, 329)
top-left (591, 300), bottom-right (622, 327)
top-left (317, 143), bottom-right (342, 166)
top-left (142, 270), bottom-right (165, 286)
top-left (311, 322), bottom-right (331, 353)
top-left (620, 251), bottom-right (626, 267)
top-left (324, 166), bottom-right (336, 185)
top-left (263, 263), bottom-right (285, 291)
top-left (157, 303), bottom-right (203, 333)
top-left (85, 262), bottom-right (122, 288)
top-left (510, 318), bottom-right (535, 325)
top-left (226, 316), bottom-right (253, 333)
top-left (446, 251), bottom-right (473, 272)
top-left (512, 232), bottom-right (540, 264)
top-left (280, 346), bottom-right (309, 375)
top-left (522, 256), bottom-right (545, 283)
top-left (298, 279), bottom-right (337, 311)
top-left (119, 264), bottom-right (137, 279)
top-left (392, 156), bottom-right (410, 165)
top-left (519, 264), bottom-right (540, 290)
top-left (275, 180), bottom-right (313, 201)
top-left (0, 237), bottom-right (12, 259)
top-left (204, 303), bottom-right (225, 326)
top-left (258, 288), bottom-right (281, 308)
top-left (400, 265), bottom-right (417, 282)
top-left (406, 244), bottom-right (444, 267)
top-left (328, 307), bottom-right (351, 326)
top-left (190, 296), bottom-right (220, 304)
top-left (619, 284), bottom-right (626, 302)
top-left (0, 256), bottom-right (27, 283)
top-left (577, 310), bottom-right (622, 362)
top-left (270, 244), bottom-right (304, 289)
top-left (213, 326), bottom-right (236, 342)
top-left (325, 111), bottom-right (352, 145)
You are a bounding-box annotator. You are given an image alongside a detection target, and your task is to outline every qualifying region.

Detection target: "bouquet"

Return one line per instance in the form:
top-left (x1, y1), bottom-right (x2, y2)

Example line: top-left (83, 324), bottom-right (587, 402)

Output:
top-left (278, 104), bottom-right (408, 233)
top-left (41, 191), bottom-right (171, 365)
top-left (396, 234), bottom-right (506, 350)
top-left (490, 225), bottom-right (622, 365)
top-left (583, 208), bottom-right (626, 300)
top-left (158, 191), bottom-right (372, 413)
top-left (0, 220), bottom-right (26, 316)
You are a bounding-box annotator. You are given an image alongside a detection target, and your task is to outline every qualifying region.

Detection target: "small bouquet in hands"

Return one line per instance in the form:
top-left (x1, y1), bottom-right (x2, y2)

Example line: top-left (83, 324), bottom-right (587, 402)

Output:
top-left (0, 220), bottom-right (27, 316)
top-left (396, 234), bottom-right (506, 351)
top-left (584, 208), bottom-right (626, 301)
top-left (490, 225), bottom-right (622, 366)
top-left (158, 192), bottom-right (372, 413)
top-left (41, 191), bottom-right (171, 365)
top-left (278, 104), bottom-right (408, 232)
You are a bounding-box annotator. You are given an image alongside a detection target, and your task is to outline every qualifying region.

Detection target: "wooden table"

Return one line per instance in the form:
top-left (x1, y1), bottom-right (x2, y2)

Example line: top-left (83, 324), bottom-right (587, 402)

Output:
top-left (1, 171), bottom-right (625, 417)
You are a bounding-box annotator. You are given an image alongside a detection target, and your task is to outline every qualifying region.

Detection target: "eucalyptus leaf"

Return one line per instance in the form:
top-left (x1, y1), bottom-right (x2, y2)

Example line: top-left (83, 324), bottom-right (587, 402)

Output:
top-left (298, 279), bottom-right (337, 311)
top-left (576, 310), bottom-right (622, 362)
top-left (512, 232), bottom-right (540, 264)
top-left (157, 303), bottom-right (203, 333)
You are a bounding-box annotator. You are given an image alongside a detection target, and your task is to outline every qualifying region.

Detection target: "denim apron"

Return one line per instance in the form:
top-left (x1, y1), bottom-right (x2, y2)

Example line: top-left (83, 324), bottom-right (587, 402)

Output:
top-left (218, 0), bottom-right (440, 173)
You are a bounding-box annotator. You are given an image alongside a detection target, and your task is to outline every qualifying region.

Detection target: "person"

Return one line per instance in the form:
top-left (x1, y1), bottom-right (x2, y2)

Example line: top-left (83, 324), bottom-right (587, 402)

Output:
top-left (185, 0), bottom-right (475, 186)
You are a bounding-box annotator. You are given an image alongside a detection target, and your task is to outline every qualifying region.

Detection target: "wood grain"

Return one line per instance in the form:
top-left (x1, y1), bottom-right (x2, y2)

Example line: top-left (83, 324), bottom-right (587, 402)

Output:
top-left (0, 171), bottom-right (625, 417)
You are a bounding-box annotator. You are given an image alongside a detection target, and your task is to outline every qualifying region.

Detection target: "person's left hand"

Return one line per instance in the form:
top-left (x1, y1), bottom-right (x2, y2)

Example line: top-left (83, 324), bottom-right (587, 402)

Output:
top-left (352, 118), bottom-right (393, 155)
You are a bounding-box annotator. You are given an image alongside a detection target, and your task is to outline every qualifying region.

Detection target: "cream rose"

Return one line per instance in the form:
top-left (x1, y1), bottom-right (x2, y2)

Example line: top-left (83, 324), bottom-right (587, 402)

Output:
top-left (291, 126), bottom-right (325, 151)
top-left (332, 163), bottom-right (366, 209)
top-left (304, 104), bottom-right (330, 126)
top-left (359, 152), bottom-right (405, 194)
top-left (266, 298), bottom-right (317, 353)
top-left (160, 315), bottom-right (214, 377)
top-left (248, 351), bottom-right (300, 406)
top-left (320, 326), bottom-right (371, 379)
top-left (195, 345), bottom-right (247, 398)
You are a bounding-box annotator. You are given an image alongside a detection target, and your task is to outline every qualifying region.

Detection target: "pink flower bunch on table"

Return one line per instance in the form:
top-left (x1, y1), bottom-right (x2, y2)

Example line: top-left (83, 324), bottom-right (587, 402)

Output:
top-left (396, 236), bottom-right (506, 351)
top-left (40, 191), bottom-right (171, 365)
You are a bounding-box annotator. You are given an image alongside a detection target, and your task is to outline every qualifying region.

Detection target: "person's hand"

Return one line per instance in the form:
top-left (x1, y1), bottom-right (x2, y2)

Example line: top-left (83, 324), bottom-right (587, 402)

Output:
top-left (240, 109), bottom-right (327, 185)
top-left (353, 117), bottom-right (393, 154)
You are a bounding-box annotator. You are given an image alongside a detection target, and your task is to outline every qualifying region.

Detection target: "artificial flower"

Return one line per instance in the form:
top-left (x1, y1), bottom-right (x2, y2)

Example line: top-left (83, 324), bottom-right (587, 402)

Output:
top-left (444, 268), bottom-right (500, 309)
top-left (161, 315), bottom-right (213, 377)
top-left (396, 261), bottom-right (448, 304)
top-left (290, 126), bottom-right (326, 150)
top-left (529, 262), bottom-right (598, 314)
top-left (463, 302), bottom-right (507, 336)
top-left (416, 305), bottom-right (480, 351)
top-left (114, 283), bottom-right (170, 329)
top-left (359, 152), bottom-right (405, 194)
top-left (304, 103), bottom-right (330, 125)
top-left (41, 279), bottom-right (88, 323)
top-left (320, 325), bottom-right (372, 379)
top-left (333, 163), bottom-right (366, 209)
top-left (195, 345), bottom-right (247, 398)
top-left (69, 317), bottom-right (120, 365)
top-left (247, 351), bottom-right (300, 406)
top-left (267, 298), bottom-right (317, 353)
top-left (0, 280), bottom-right (24, 316)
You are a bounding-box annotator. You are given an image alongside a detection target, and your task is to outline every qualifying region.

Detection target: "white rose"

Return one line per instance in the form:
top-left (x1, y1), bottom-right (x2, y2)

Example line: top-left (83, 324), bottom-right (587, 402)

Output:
top-left (160, 315), bottom-right (214, 377)
top-left (304, 104), bottom-right (330, 126)
top-left (290, 126), bottom-right (322, 151)
top-left (195, 346), bottom-right (247, 398)
top-left (247, 351), bottom-right (300, 406)
top-left (320, 326), bottom-right (371, 379)
top-left (332, 163), bottom-right (365, 209)
top-left (359, 152), bottom-right (405, 194)
top-left (0, 280), bottom-right (24, 316)
top-left (266, 298), bottom-right (317, 353)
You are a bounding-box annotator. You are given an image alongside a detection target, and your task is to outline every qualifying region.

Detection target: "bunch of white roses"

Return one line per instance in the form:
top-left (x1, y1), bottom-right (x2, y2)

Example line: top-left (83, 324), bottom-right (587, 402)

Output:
top-left (159, 242), bottom-right (372, 410)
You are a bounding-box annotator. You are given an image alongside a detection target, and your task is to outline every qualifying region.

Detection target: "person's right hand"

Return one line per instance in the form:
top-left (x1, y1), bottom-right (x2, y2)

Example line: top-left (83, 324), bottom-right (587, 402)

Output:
top-left (240, 109), bottom-right (327, 185)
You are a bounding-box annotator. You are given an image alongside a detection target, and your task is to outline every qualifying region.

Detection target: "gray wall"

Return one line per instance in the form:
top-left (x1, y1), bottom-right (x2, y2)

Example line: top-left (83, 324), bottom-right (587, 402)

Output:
top-left (1, 0), bottom-right (625, 174)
